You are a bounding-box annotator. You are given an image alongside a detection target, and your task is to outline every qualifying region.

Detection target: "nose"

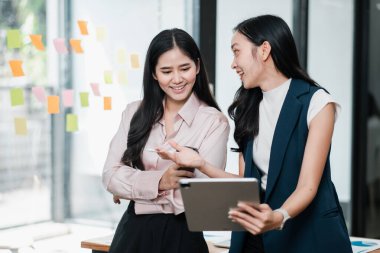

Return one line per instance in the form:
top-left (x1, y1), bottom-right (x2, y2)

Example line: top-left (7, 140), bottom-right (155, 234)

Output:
top-left (172, 71), bottom-right (182, 84)
top-left (231, 58), bottom-right (237, 70)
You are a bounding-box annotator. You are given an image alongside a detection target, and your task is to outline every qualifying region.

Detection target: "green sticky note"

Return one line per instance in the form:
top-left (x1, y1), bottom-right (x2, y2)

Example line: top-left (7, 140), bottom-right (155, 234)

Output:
top-left (66, 114), bottom-right (78, 132)
top-left (7, 29), bottom-right (22, 49)
top-left (10, 88), bottom-right (24, 106)
top-left (80, 92), bottom-right (89, 107)
top-left (104, 70), bottom-right (113, 84)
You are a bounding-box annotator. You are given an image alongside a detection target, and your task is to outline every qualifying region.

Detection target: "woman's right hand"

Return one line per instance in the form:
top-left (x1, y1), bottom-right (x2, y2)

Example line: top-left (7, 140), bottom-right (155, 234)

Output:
top-left (158, 163), bottom-right (194, 190)
top-left (157, 141), bottom-right (205, 169)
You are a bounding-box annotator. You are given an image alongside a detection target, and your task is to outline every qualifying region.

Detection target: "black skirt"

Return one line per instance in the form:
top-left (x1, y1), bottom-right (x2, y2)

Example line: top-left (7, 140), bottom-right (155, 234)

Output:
top-left (109, 201), bottom-right (209, 253)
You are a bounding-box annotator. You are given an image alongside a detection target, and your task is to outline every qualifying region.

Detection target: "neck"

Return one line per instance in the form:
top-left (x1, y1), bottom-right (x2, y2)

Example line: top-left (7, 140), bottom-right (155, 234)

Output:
top-left (259, 58), bottom-right (289, 92)
top-left (165, 97), bottom-right (186, 115)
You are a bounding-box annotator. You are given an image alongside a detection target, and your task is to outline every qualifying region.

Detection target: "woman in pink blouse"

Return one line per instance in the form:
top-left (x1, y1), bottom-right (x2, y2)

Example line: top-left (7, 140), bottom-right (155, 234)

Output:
top-left (102, 28), bottom-right (229, 253)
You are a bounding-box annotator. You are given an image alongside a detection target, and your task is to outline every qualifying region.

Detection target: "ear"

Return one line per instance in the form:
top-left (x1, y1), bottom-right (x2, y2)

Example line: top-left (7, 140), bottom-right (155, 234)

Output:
top-left (196, 58), bottom-right (200, 75)
top-left (152, 72), bottom-right (157, 80)
top-left (260, 41), bottom-right (271, 61)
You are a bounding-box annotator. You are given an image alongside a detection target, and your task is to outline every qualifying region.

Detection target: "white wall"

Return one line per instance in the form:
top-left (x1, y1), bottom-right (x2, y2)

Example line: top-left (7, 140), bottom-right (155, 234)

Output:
top-left (308, 0), bottom-right (354, 203)
top-left (215, 1), bottom-right (293, 174)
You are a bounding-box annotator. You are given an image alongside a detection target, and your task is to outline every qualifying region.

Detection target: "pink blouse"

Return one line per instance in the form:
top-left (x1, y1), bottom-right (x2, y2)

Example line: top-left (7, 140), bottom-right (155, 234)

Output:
top-left (102, 93), bottom-right (230, 215)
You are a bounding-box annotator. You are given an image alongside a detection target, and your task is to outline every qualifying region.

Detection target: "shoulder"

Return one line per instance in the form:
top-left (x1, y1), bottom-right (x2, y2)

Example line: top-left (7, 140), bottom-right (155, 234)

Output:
top-left (197, 104), bottom-right (229, 124)
top-left (122, 100), bottom-right (142, 118)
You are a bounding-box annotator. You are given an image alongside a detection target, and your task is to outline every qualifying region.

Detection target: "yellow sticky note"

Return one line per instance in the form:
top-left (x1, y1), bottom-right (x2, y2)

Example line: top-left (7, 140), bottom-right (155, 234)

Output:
top-left (77, 20), bottom-right (89, 35)
top-left (47, 96), bottom-right (60, 114)
top-left (14, 118), bottom-right (27, 135)
top-left (130, 54), bottom-right (140, 69)
top-left (10, 88), bottom-right (24, 106)
top-left (7, 29), bottom-right (22, 49)
top-left (104, 97), bottom-right (112, 110)
top-left (8, 60), bottom-right (25, 77)
top-left (117, 49), bottom-right (126, 64)
top-left (104, 71), bottom-right (113, 84)
top-left (70, 39), bottom-right (84, 53)
top-left (29, 34), bottom-right (45, 51)
top-left (118, 70), bottom-right (128, 85)
top-left (96, 26), bottom-right (106, 42)
top-left (66, 114), bottom-right (78, 132)
top-left (80, 92), bottom-right (89, 107)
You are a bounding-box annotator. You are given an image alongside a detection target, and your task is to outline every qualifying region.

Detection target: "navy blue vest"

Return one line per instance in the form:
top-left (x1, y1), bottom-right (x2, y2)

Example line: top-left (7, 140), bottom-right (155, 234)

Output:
top-left (229, 79), bottom-right (352, 253)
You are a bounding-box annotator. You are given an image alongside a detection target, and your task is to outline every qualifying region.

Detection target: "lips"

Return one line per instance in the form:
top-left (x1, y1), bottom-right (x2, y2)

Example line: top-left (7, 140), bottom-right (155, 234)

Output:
top-left (170, 84), bottom-right (188, 94)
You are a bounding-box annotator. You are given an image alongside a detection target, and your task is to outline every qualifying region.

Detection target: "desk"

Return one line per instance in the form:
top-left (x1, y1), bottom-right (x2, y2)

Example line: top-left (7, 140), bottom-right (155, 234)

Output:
top-left (81, 234), bottom-right (226, 253)
top-left (81, 235), bottom-right (380, 253)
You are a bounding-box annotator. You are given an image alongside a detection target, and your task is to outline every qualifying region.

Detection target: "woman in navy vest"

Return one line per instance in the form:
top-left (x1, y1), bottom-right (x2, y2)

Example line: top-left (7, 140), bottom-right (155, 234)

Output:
top-left (158, 15), bottom-right (352, 253)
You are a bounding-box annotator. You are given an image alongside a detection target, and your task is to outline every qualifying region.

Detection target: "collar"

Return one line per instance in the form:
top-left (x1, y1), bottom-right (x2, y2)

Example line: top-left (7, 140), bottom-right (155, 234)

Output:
top-left (159, 93), bottom-right (201, 126)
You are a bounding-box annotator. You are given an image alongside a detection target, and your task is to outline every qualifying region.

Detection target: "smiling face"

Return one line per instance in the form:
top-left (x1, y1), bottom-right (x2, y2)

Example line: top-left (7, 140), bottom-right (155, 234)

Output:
top-left (154, 46), bottom-right (199, 106)
top-left (230, 31), bottom-right (264, 89)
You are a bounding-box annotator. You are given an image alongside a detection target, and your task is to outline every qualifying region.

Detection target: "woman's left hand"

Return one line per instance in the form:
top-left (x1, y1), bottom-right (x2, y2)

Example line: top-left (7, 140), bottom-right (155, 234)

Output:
top-left (228, 202), bottom-right (284, 235)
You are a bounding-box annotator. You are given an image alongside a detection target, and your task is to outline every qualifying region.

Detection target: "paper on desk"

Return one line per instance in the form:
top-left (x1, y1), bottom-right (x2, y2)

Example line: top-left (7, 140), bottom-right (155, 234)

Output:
top-left (351, 237), bottom-right (380, 253)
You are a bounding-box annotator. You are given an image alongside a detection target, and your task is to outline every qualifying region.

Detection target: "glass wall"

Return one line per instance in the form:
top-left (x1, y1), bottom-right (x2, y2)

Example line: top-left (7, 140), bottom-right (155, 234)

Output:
top-left (0, 0), bottom-right (51, 228)
top-left (69, 0), bottom-right (194, 226)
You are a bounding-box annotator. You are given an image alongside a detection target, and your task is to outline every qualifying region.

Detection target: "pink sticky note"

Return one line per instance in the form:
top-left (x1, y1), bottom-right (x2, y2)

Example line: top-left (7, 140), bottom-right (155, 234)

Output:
top-left (62, 89), bottom-right (74, 107)
top-left (53, 38), bottom-right (68, 54)
top-left (32, 86), bottom-right (46, 103)
top-left (90, 83), bottom-right (101, 96)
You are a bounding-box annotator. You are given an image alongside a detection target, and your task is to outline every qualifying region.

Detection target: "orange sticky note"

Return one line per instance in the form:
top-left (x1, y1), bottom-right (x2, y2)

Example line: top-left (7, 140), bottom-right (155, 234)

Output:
top-left (77, 20), bottom-right (89, 35)
top-left (104, 97), bottom-right (112, 110)
top-left (47, 96), bottom-right (60, 114)
top-left (14, 117), bottom-right (27, 135)
top-left (8, 60), bottom-right (25, 77)
top-left (130, 54), bottom-right (140, 69)
top-left (29, 34), bottom-right (45, 51)
top-left (70, 39), bottom-right (84, 53)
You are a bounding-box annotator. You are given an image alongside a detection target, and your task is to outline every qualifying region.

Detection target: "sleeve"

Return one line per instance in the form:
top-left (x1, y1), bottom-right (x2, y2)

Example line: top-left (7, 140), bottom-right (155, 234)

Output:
top-left (195, 113), bottom-right (230, 178)
top-left (307, 89), bottom-right (342, 128)
top-left (102, 102), bottom-right (166, 200)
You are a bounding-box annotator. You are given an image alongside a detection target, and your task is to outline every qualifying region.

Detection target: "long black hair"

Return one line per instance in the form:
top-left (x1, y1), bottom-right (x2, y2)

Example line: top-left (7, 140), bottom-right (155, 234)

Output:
top-left (122, 28), bottom-right (220, 170)
top-left (228, 15), bottom-right (318, 152)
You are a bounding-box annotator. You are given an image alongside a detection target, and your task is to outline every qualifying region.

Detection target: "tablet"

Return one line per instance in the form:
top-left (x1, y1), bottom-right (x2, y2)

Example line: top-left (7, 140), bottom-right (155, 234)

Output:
top-left (179, 178), bottom-right (259, 231)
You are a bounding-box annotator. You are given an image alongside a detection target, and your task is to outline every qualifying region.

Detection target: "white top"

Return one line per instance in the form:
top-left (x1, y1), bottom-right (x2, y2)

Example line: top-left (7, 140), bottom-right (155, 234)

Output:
top-left (252, 79), bottom-right (341, 190)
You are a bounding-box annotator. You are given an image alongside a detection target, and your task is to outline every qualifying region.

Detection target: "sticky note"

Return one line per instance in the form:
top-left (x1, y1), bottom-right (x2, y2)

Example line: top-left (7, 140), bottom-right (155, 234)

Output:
top-left (104, 97), bottom-right (112, 110)
top-left (96, 26), bottom-right (106, 42)
top-left (66, 114), bottom-right (78, 132)
top-left (77, 20), bottom-right (89, 35)
top-left (47, 96), bottom-right (60, 114)
top-left (10, 88), bottom-right (24, 106)
top-left (53, 38), bottom-right (68, 54)
top-left (118, 70), bottom-right (128, 85)
top-left (29, 34), bottom-right (45, 51)
top-left (7, 29), bottom-right (22, 49)
top-left (14, 118), bottom-right (27, 135)
top-left (90, 83), bottom-right (101, 96)
top-left (104, 71), bottom-right (113, 84)
top-left (117, 49), bottom-right (126, 64)
top-left (62, 89), bottom-right (74, 107)
top-left (130, 54), bottom-right (140, 69)
top-left (70, 39), bottom-right (84, 53)
top-left (32, 86), bottom-right (46, 103)
top-left (80, 92), bottom-right (89, 107)
top-left (8, 60), bottom-right (25, 77)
